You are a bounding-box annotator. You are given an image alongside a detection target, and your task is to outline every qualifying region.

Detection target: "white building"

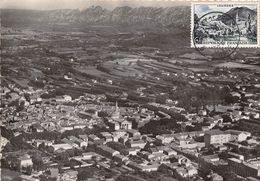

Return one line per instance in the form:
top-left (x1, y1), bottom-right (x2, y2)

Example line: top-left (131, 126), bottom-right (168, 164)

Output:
top-left (52, 143), bottom-right (73, 151)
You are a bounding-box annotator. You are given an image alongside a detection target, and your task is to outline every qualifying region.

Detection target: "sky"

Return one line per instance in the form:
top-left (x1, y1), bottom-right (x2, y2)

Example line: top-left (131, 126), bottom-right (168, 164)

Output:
top-left (195, 4), bottom-right (257, 17)
top-left (0, 0), bottom-right (190, 10)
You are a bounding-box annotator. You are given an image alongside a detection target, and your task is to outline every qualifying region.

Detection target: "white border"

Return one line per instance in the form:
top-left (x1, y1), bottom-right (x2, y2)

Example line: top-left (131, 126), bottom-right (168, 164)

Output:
top-left (191, 1), bottom-right (260, 48)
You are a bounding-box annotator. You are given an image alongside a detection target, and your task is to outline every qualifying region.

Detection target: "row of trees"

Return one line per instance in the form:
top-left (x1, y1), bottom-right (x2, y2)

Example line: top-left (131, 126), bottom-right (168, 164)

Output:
top-left (139, 118), bottom-right (181, 135)
top-left (169, 85), bottom-right (237, 112)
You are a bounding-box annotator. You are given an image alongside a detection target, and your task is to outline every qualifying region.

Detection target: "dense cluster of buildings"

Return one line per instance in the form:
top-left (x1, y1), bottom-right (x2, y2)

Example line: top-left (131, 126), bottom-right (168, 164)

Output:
top-left (1, 23), bottom-right (260, 181)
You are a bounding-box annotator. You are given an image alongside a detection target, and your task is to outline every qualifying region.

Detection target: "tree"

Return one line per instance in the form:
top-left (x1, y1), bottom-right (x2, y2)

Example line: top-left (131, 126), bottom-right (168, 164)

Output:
top-left (61, 129), bottom-right (84, 138)
top-left (12, 178), bottom-right (23, 181)
top-left (156, 94), bottom-right (168, 104)
top-left (69, 159), bottom-right (80, 169)
top-left (77, 170), bottom-right (94, 181)
top-left (240, 140), bottom-right (249, 146)
top-left (222, 115), bottom-right (232, 123)
top-left (38, 142), bottom-right (45, 151)
top-left (67, 149), bottom-right (75, 157)
top-left (255, 144), bottom-right (260, 157)
top-left (219, 151), bottom-right (228, 160)
top-left (32, 153), bottom-right (44, 171)
top-left (46, 146), bottom-right (54, 153)
top-left (56, 152), bottom-right (69, 162)
top-left (223, 171), bottom-right (237, 181)
top-left (1, 126), bottom-right (14, 139)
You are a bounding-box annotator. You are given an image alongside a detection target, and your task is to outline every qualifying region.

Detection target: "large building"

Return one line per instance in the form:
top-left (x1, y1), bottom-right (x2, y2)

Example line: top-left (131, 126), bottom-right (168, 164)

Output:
top-left (106, 102), bottom-right (132, 130)
top-left (204, 130), bottom-right (251, 147)
top-left (204, 130), bottom-right (231, 147)
top-left (228, 158), bottom-right (260, 178)
top-left (226, 130), bottom-right (251, 142)
top-left (15, 154), bottom-right (33, 173)
top-left (239, 119), bottom-right (260, 135)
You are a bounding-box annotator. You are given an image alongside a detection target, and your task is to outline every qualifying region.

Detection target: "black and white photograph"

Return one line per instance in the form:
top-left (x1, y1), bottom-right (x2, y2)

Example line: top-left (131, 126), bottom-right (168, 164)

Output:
top-left (0, 0), bottom-right (260, 181)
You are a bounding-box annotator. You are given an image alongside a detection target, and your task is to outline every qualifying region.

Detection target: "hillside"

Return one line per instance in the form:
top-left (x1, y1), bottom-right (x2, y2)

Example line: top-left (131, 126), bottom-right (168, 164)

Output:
top-left (221, 6), bottom-right (257, 25)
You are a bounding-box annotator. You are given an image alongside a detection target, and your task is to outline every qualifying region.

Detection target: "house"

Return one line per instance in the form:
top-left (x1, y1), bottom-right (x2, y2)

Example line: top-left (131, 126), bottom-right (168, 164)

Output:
top-left (121, 147), bottom-right (140, 156)
top-left (175, 167), bottom-right (188, 179)
top-left (198, 109), bottom-right (207, 116)
top-left (0, 87), bottom-right (10, 96)
top-left (113, 154), bottom-right (129, 163)
top-left (156, 134), bottom-right (175, 144)
top-left (63, 95), bottom-right (72, 102)
top-left (111, 130), bottom-right (128, 142)
top-left (208, 173), bottom-right (223, 181)
top-left (148, 147), bottom-right (164, 154)
top-left (104, 136), bottom-right (113, 143)
top-left (73, 124), bottom-right (86, 129)
top-left (78, 135), bottom-right (88, 141)
top-left (163, 147), bottom-right (177, 156)
top-left (126, 140), bottom-right (146, 149)
top-left (126, 129), bottom-right (141, 137)
top-left (100, 132), bottom-right (113, 143)
top-left (61, 138), bottom-right (78, 148)
top-left (176, 155), bottom-right (191, 166)
top-left (40, 122), bottom-right (57, 132)
top-left (138, 151), bottom-right (155, 160)
top-left (100, 132), bottom-right (112, 137)
top-left (96, 145), bottom-right (119, 158)
top-left (126, 161), bottom-right (143, 171)
top-left (16, 154), bottom-right (33, 172)
top-left (112, 134), bottom-right (120, 142)
top-left (60, 125), bottom-right (73, 132)
top-left (30, 94), bottom-right (42, 104)
top-left (175, 165), bottom-right (198, 179)
top-left (88, 134), bottom-right (100, 141)
top-left (33, 139), bottom-right (53, 147)
top-left (46, 168), bottom-right (59, 179)
top-left (60, 170), bottom-right (78, 181)
top-left (186, 165), bottom-right (198, 176)
top-left (227, 152), bottom-right (244, 161)
top-left (93, 139), bottom-right (105, 145)
top-left (141, 164), bottom-right (160, 172)
top-left (52, 143), bottom-right (73, 151)
top-left (97, 161), bottom-right (110, 170)
top-left (226, 130), bottom-right (251, 142)
top-left (68, 136), bottom-right (88, 147)
top-left (118, 136), bottom-right (129, 145)
top-left (30, 123), bottom-right (44, 132)
top-left (82, 152), bottom-right (96, 160)
top-left (216, 145), bottom-right (228, 151)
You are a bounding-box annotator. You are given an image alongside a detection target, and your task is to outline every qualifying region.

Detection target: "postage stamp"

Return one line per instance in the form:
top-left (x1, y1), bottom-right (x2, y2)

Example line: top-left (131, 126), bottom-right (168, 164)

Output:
top-left (191, 2), bottom-right (260, 48)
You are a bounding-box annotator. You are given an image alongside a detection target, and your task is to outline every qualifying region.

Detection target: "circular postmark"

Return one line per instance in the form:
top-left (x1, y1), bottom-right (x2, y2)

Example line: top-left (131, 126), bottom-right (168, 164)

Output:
top-left (192, 11), bottom-right (241, 60)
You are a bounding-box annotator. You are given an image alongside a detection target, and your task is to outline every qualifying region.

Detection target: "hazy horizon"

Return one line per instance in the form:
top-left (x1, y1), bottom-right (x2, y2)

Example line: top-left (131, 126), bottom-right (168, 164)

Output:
top-left (0, 0), bottom-right (190, 10)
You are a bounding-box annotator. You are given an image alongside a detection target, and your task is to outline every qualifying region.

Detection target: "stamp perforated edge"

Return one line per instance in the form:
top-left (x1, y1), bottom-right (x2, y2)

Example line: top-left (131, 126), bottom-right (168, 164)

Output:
top-left (190, 1), bottom-right (260, 48)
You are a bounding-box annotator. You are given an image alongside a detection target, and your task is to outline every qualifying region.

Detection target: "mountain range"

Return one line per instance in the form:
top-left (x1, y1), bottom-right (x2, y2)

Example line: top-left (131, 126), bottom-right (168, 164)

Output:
top-left (1, 6), bottom-right (257, 32)
top-left (1, 6), bottom-right (190, 29)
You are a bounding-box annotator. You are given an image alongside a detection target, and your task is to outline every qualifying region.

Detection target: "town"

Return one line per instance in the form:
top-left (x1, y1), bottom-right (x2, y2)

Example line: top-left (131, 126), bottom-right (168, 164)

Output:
top-left (1, 4), bottom-right (260, 181)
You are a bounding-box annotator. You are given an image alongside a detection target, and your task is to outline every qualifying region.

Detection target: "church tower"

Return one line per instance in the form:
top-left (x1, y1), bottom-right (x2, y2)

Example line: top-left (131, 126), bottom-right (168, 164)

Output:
top-left (111, 101), bottom-right (120, 119)
top-left (236, 11), bottom-right (239, 24)
top-left (115, 101), bottom-right (119, 112)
